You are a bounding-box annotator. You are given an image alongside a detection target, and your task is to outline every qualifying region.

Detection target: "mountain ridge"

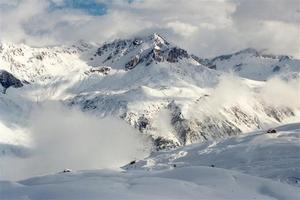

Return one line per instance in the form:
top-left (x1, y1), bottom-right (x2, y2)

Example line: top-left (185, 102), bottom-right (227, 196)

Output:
top-left (0, 33), bottom-right (299, 151)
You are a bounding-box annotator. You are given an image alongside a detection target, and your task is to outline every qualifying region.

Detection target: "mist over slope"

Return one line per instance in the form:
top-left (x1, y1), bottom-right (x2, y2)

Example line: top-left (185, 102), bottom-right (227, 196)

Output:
top-left (0, 34), bottom-right (299, 180)
top-left (0, 102), bottom-right (151, 180)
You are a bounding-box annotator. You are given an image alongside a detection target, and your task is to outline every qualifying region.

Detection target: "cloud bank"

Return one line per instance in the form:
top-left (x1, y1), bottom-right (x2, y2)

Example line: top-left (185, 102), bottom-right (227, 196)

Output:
top-left (0, 102), bottom-right (151, 180)
top-left (188, 73), bottom-right (300, 121)
top-left (0, 0), bottom-right (299, 58)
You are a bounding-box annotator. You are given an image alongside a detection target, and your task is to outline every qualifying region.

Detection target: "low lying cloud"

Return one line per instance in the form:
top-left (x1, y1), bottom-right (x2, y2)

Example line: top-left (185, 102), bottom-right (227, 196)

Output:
top-left (188, 73), bottom-right (300, 120)
top-left (151, 108), bottom-right (176, 139)
top-left (261, 77), bottom-right (300, 109)
top-left (0, 102), bottom-right (151, 180)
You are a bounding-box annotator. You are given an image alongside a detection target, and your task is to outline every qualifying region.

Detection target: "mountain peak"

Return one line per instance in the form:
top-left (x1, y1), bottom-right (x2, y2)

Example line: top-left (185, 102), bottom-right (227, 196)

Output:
top-left (91, 33), bottom-right (193, 70)
top-left (149, 33), bottom-right (170, 46)
top-left (235, 48), bottom-right (260, 56)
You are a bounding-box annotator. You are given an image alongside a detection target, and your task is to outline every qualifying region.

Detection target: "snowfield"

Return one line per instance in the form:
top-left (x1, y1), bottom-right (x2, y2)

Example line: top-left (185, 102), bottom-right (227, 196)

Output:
top-left (1, 123), bottom-right (300, 200)
top-left (1, 167), bottom-right (300, 200)
top-left (126, 123), bottom-right (300, 187)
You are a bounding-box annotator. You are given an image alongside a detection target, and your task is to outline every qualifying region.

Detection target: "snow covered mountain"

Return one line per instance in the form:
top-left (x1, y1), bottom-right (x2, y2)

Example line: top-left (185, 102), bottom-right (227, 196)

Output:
top-left (0, 33), bottom-right (299, 152)
top-left (0, 33), bottom-right (299, 199)
top-left (195, 48), bottom-right (300, 81)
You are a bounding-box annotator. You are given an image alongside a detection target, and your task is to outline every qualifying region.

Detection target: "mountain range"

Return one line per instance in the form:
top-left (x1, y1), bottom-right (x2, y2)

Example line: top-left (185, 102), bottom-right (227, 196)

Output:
top-left (0, 33), bottom-right (299, 151)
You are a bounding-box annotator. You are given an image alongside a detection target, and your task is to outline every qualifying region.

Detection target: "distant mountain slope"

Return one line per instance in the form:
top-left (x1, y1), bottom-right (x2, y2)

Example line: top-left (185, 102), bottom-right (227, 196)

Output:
top-left (0, 34), bottom-right (299, 150)
top-left (195, 48), bottom-right (300, 81)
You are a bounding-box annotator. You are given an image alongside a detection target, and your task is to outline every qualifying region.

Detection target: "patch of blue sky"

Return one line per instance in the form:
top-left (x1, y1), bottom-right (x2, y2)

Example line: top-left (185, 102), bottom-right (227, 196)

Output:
top-left (0, 0), bottom-right (21, 11)
top-left (49, 0), bottom-right (107, 16)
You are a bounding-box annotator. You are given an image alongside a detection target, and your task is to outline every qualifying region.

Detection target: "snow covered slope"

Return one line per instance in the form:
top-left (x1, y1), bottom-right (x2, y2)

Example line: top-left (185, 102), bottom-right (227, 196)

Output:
top-left (1, 123), bottom-right (300, 200)
top-left (0, 34), bottom-right (299, 150)
top-left (125, 123), bottom-right (300, 187)
top-left (196, 48), bottom-right (300, 81)
top-left (1, 167), bottom-right (300, 200)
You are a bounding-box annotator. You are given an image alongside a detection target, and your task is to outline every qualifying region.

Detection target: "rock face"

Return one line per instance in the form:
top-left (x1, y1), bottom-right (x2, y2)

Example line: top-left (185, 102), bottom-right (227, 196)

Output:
top-left (0, 70), bottom-right (23, 93)
top-left (91, 33), bottom-right (196, 70)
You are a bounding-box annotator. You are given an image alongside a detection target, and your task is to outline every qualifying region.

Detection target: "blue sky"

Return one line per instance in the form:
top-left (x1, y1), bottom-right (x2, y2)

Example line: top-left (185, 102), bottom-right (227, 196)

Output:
top-left (47, 0), bottom-right (136, 15)
top-left (48, 0), bottom-right (107, 15)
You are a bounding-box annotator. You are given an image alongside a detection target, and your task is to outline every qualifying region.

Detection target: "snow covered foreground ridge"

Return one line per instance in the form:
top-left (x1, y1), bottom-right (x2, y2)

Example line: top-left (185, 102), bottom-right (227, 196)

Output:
top-left (1, 123), bottom-right (300, 200)
top-left (0, 33), bottom-right (299, 150)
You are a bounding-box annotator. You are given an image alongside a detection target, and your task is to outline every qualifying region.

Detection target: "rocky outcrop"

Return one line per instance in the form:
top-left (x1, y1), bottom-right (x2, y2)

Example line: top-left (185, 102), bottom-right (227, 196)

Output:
top-left (0, 70), bottom-right (23, 94)
top-left (95, 33), bottom-right (195, 70)
top-left (125, 55), bottom-right (141, 70)
top-left (166, 47), bottom-right (189, 63)
top-left (84, 66), bottom-right (111, 75)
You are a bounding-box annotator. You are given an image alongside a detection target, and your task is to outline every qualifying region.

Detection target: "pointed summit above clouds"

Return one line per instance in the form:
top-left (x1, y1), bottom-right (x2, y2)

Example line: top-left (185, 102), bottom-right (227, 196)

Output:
top-left (87, 33), bottom-right (198, 70)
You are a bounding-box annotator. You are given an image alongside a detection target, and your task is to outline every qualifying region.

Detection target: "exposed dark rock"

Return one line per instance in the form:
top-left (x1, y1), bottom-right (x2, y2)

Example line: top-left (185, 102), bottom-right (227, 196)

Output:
top-left (267, 129), bottom-right (277, 133)
top-left (35, 54), bottom-right (43, 60)
top-left (153, 137), bottom-right (179, 151)
top-left (125, 56), bottom-right (140, 70)
top-left (132, 38), bottom-right (143, 46)
top-left (129, 160), bottom-right (136, 165)
top-left (0, 70), bottom-right (23, 94)
top-left (137, 115), bottom-right (150, 131)
top-left (166, 47), bottom-right (189, 63)
top-left (60, 169), bottom-right (72, 173)
top-left (96, 40), bottom-right (129, 56)
top-left (279, 55), bottom-right (290, 62)
top-left (272, 65), bottom-right (281, 72)
top-left (95, 34), bottom-right (193, 70)
top-left (208, 65), bottom-right (217, 70)
top-left (84, 67), bottom-right (111, 75)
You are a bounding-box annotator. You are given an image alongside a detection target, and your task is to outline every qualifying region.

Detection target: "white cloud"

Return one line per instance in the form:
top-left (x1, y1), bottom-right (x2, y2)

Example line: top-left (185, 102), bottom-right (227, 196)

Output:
top-left (0, 0), bottom-right (299, 58)
top-left (0, 102), bottom-right (152, 180)
top-left (167, 21), bottom-right (198, 37)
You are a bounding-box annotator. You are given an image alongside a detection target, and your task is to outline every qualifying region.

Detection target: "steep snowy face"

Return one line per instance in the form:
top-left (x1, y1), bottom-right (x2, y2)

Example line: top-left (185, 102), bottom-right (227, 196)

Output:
top-left (87, 33), bottom-right (198, 70)
top-left (0, 42), bottom-right (91, 83)
top-left (198, 48), bottom-right (300, 81)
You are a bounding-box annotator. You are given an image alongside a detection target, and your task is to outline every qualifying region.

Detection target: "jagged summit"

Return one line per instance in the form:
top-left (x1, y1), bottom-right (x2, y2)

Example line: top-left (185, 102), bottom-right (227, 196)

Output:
top-left (88, 33), bottom-right (195, 70)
